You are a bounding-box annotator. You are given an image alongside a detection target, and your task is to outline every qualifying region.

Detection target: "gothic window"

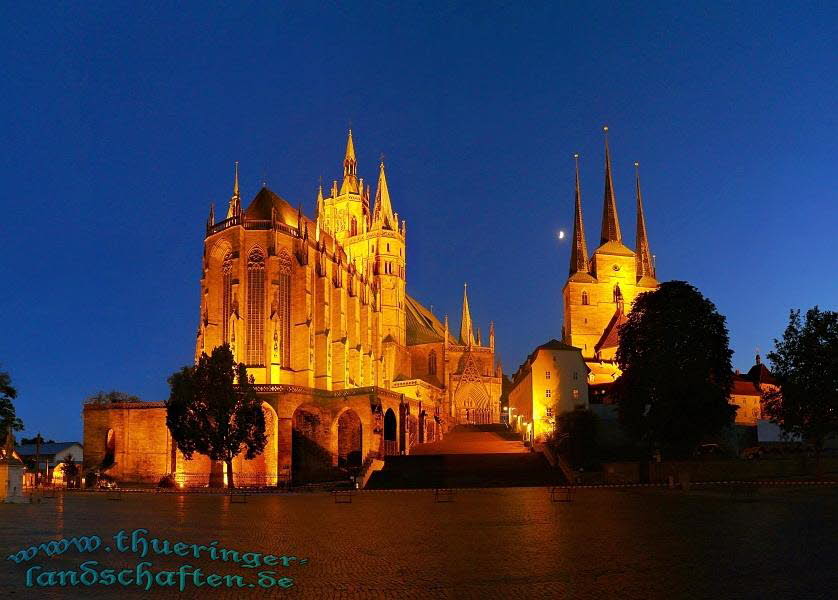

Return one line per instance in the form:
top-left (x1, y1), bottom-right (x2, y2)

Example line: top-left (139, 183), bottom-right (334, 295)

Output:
top-left (222, 252), bottom-right (233, 344)
top-left (581, 291), bottom-right (589, 305)
top-left (613, 284), bottom-right (622, 304)
top-left (278, 250), bottom-right (292, 368)
top-left (428, 350), bottom-right (437, 375)
top-left (350, 217), bottom-right (358, 237)
top-left (246, 248), bottom-right (266, 365)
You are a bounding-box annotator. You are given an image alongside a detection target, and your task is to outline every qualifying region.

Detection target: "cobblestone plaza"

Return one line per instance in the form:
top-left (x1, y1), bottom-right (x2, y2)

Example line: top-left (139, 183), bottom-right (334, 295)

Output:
top-left (1, 486), bottom-right (836, 599)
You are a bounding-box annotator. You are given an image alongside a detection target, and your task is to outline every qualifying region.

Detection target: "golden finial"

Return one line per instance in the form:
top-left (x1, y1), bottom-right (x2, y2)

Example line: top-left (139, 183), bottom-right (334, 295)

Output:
top-left (634, 161), bottom-right (639, 168)
top-left (379, 152), bottom-right (385, 165)
top-left (603, 125), bottom-right (609, 133)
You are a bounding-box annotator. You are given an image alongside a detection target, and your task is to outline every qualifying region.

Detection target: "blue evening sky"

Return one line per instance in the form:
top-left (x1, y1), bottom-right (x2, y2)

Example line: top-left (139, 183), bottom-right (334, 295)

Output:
top-left (1, 2), bottom-right (835, 441)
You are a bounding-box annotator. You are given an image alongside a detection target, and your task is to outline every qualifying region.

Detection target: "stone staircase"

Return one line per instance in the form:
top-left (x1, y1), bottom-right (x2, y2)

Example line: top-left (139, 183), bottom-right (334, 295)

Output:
top-left (365, 450), bottom-right (566, 489)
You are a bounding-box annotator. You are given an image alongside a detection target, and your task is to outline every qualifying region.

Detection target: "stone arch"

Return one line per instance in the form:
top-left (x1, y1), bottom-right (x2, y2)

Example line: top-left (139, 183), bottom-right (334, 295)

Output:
top-left (102, 429), bottom-right (116, 469)
top-left (209, 238), bottom-right (233, 262)
top-left (233, 402), bottom-right (278, 486)
top-left (334, 408), bottom-right (363, 472)
top-left (291, 403), bottom-right (333, 483)
top-left (382, 408), bottom-right (398, 456)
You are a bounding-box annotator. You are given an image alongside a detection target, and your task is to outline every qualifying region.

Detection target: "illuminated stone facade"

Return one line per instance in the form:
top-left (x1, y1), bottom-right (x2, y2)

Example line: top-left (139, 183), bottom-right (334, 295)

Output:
top-left (562, 131), bottom-right (658, 385)
top-left (509, 340), bottom-right (589, 442)
top-left (83, 132), bottom-right (502, 485)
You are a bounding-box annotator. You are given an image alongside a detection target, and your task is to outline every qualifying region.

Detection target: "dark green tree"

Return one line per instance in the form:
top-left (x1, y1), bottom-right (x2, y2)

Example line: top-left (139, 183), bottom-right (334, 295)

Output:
top-left (613, 281), bottom-right (735, 458)
top-left (166, 344), bottom-right (266, 489)
top-left (763, 307), bottom-right (838, 474)
top-left (0, 367), bottom-right (24, 437)
top-left (550, 408), bottom-right (599, 469)
top-left (61, 453), bottom-right (80, 488)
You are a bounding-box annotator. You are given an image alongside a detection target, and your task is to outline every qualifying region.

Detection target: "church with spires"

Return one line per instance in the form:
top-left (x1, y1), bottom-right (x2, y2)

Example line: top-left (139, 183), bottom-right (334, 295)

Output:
top-left (83, 131), bottom-right (502, 487)
top-left (562, 128), bottom-right (659, 388)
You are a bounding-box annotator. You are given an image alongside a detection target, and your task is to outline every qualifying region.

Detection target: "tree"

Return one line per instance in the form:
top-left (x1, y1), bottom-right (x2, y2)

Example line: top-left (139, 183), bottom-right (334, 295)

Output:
top-left (763, 307), bottom-right (838, 474)
top-left (61, 453), bottom-right (80, 488)
top-left (85, 390), bottom-right (141, 405)
top-left (0, 367), bottom-right (23, 437)
top-left (550, 408), bottom-right (599, 469)
top-left (613, 281), bottom-right (735, 458)
top-left (166, 344), bottom-right (266, 489)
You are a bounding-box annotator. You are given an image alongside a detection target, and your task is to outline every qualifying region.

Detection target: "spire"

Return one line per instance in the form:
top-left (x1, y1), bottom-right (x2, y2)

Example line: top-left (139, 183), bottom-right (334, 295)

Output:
top-left (372, 160), bottom-right (395, 229)
top-left (459, 283), bottom-right (475, 346)
top-left (569, 153), bottom-right (590, 275)
top-left (634, 162), bottom-right (655, 279)
top-left (344, 129), bottom-right (356, 177)
top-left (227, 161), bottom-right (241, 219)
top-left (316, 183), bottom-right (324, 220)
top-left (600, 127), bottom-right (622, 245)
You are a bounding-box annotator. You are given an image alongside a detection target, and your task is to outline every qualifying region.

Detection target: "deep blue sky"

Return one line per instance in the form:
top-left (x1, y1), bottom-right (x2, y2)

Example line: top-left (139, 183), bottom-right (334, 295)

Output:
top-left (1, 3), bottom-right (835, 441)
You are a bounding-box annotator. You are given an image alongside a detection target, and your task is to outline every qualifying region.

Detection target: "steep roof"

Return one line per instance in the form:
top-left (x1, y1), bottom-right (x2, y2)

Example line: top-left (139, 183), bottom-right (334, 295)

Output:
top-left (731, 374), bottom-right (761, 396)
top-left (512, 338), bottom-right (584, 384)
top-left (746, 361), bottom-right (778, 386)
top-left (405, 294), bottom-right (452, 345)
top-left (244, 186), bottom-right (299, 226)
top-left (595, 308), bottom-right (628, 353)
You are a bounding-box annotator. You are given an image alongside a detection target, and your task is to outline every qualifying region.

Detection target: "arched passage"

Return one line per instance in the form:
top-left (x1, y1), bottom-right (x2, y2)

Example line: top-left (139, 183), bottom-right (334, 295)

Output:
top-left (291, 404), bottom-right (333, 483)
top-left (336, 409), bottom-right (363, 472)
top-left (382, 408), bottom-right (397, 456)
top-left (234, 402), bottom-right (278, 486)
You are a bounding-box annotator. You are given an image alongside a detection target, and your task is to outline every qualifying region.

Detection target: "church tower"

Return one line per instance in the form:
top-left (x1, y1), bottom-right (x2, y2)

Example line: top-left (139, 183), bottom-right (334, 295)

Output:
top-left (562, 128), bottom-right (658, 385)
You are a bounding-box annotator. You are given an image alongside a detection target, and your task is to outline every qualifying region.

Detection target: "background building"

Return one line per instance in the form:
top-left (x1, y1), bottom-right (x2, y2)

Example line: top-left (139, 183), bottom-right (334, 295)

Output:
top-left (509, 339), bottom-right (589, 443)
top-left (562, 130), bottom-right (658, 385)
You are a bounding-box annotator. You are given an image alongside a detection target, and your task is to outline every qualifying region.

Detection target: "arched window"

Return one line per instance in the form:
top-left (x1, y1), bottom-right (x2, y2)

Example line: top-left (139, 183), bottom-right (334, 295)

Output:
top-left (428, 350), bottom-right (437, 375)
top-left (350, 217), bottom-right (358, 237)
top-left (581, 291), bottom-right (589, 305)
top-left (278, 250), bottom-right (293, 368)
top-left (613, 284), bottom-right (622, 304)
top-left (246, 248), bottom-right (266, 365)
top-left (222, 252), bottom-right (233, 343)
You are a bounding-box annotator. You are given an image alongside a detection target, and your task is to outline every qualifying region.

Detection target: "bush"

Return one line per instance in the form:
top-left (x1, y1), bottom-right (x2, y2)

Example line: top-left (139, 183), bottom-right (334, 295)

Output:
top-left (549, 408), bottom-right (599, 470)
top-left (158, 474), bottom-right (176, 488)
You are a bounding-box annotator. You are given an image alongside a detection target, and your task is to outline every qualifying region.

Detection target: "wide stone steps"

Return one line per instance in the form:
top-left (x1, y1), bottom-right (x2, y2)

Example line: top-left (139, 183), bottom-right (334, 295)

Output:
top-left (365, 451), bottom-right (566, 489)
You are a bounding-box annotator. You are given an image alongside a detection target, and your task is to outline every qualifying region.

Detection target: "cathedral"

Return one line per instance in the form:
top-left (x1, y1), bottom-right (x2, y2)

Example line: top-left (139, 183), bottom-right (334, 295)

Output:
top-left (84, 131), bottom-right (502, 486)
top-left (562, 128), bottom-right (658, 387)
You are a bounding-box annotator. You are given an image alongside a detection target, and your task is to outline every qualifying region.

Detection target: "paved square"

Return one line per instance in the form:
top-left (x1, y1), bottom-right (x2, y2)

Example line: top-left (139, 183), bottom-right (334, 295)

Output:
top-left (1, 486), bottom-right (836, 598)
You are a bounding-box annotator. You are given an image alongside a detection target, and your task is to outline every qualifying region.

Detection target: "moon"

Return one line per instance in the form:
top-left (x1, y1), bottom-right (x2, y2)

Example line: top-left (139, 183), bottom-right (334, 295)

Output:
top-left (557, 230), bottom-right (566, 240)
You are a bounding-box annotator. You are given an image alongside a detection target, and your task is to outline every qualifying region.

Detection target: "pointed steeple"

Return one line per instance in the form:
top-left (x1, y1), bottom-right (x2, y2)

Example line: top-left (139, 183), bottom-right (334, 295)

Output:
top-left (372, 160), bottom-right (395, 229)
top-left (600, 127), bottom-right (622, 245)
top-left (569, 153), bottom-right (590, 275)
top-left (634, 162), bottom-right (655, 280)
top-left (227, 161), bottom-right (241, 219)
top-left (315, 183), bottom-right (324, 220)
top-left (344, 129), bottom-right (356, 177)
top-left (459, 283), bottom-right (475, 346)
top-left (339, 130), bottom-right (359, 195)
